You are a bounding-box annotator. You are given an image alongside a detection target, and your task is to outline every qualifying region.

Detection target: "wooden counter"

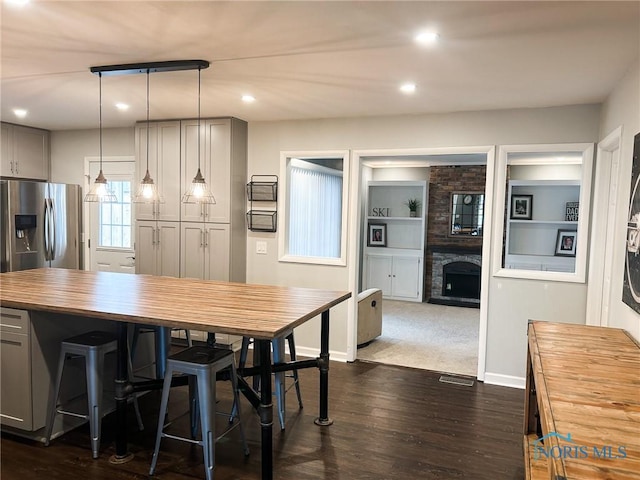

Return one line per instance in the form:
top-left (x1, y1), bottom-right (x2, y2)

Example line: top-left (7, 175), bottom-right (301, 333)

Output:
top-left (0, 268), bottom-right (351, 480)
top-left (524, 321), bottom-right (640, 480)
top-left (0, 268), bottom-right (351, 339)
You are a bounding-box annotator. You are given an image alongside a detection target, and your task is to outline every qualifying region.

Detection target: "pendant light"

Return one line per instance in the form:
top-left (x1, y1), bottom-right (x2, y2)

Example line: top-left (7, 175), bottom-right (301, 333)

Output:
top-left (133, 70), bottom-right (163, 203)
top-left (84, 72), bottom-right (117, 202)
top-left (182, 66), bottom-right (216, 204)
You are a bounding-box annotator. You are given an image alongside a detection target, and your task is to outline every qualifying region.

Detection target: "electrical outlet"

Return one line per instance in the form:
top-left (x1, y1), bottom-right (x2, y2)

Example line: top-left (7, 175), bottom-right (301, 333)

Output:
top-left (256, 241), bottom-right (267, 254)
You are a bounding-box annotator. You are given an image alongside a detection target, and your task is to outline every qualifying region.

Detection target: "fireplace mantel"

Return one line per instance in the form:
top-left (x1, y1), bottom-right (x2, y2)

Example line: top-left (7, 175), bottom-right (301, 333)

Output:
top-left (428, 245), bottom-right (482, 255)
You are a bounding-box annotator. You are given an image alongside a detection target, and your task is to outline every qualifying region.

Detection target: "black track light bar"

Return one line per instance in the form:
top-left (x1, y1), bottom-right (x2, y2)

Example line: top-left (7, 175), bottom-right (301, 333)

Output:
top-left (90, 60), bottom-right (209, 76)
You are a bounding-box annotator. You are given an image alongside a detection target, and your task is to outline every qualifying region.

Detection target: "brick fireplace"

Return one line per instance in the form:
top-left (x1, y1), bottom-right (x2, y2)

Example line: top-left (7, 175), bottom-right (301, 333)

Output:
top-left (430, 248), bottom-right (482, 307)
top-left (424, 165), bottom-right (486, 305)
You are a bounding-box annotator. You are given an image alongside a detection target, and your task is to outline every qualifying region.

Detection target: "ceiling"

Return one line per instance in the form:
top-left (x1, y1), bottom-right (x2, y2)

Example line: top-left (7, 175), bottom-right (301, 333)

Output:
top-left (1, 1), bottom-right (638, 132)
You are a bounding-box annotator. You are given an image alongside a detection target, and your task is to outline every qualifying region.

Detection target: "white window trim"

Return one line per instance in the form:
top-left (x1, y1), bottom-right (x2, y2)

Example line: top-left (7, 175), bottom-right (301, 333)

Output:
top-left (278, 150), bottom-right (350, 266)
top-left (491, 143), bottom-right (594, 283)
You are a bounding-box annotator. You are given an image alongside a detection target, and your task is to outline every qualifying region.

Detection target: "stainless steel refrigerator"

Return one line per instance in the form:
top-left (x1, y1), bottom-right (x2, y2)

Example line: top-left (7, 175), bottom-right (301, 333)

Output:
top-left (1, 180), bottom-right (81, 272)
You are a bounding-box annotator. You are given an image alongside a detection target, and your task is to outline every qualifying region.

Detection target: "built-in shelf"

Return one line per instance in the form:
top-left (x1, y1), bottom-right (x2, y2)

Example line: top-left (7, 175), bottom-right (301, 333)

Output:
top-left (364, 181), bottom-right (427, 302)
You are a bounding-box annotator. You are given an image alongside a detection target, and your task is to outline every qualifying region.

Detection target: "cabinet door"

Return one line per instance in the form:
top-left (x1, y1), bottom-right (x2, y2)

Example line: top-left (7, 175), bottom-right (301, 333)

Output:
top-left (13, 125), bottom-right (49, 180)
top-left (0, 331), bottom-right (33, 430)
top-left (181, 120), bottom-right (207, 222)
top-left (157, 221), bottom-right (180, 277)
top-left (135, 122), bottom-right (181, 221)
top-left (156, 122), bottom-right (181, 221)
top-left (1, 123), bottom-right (14, 176)
top-left (205, 224), bottom-right (230, 281)
top-left (203, 119), bottom-right (231, 223)
top-left (135, 124), bottom-right (157, 221)
top-left (366, 255), bottom-right (393, 296)
top-left (391, 256), bottom-right (421, 300)
top-left (135, 221), bottom-right (157, 275)
top-left (181, 222), bottom-right (206, 279)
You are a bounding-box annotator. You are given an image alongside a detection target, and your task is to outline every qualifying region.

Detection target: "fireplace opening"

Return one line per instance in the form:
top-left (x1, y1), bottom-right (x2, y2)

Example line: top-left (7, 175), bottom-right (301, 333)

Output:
top-left (442, 261), bottom-right (481, 300)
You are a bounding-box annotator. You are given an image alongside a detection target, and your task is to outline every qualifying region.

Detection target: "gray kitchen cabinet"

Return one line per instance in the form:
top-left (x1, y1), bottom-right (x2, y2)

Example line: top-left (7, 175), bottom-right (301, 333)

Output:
top-left (135, 220), bottom-right (181, 277)
top-left (134, 121), bottom-right (181, 222)
top-left (0, 308), bottom-right (47, 431)
top-left (0, 122), bottom-right (50, 180)
top-left (180, 117), bottom-right (247, 224)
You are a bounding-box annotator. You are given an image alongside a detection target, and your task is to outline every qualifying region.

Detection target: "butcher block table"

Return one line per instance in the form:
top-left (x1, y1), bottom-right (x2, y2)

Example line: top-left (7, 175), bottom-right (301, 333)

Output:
top-left (524, 320), bottom-right (640, 480)
top-left (0, 268), bottom-right (351, 480)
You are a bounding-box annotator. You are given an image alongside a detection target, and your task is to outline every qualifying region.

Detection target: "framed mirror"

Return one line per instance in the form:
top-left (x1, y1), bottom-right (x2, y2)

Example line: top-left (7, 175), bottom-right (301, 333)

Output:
top-left (450, 192), bottom-right (484, 236)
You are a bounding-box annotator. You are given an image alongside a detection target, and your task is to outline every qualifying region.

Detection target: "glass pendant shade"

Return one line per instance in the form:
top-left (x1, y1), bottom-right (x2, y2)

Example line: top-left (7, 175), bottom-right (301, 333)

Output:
top-left (133, 169), bottom-right (164, 203)
top-left (85, 170), bottom-right (117, 202)
top-left (182, 67), bottom-right (215, 205)
top-left (182, 168), bottom-right (216, 204)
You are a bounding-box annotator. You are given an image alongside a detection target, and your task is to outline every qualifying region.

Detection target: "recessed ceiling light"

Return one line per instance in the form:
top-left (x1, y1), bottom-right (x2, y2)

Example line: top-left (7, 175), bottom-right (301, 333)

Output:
top-left (242, 95), bottom-right (256, 103)
top-left (400, 83), bottom-right (416, 94)
top-left (115, 103), bottom-right (130, 111)
top-left (13, 108), bottom-right (27, 118)
top-left (415, 31), bottom-right (439, 45)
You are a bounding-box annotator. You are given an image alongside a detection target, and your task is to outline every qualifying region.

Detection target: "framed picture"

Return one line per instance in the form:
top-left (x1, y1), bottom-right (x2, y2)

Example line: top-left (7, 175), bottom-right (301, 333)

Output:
top-left (555, 230), bottom-right (577, 257)
top-left (368, 223), bottom-right (386, 247)
top-left (511, 194), bottom-right (533, 220)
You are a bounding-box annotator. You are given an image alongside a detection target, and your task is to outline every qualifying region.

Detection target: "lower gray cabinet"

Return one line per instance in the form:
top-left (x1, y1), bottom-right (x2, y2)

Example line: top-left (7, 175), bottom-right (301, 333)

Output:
top-left (0, 308), bottom-right (47, 431)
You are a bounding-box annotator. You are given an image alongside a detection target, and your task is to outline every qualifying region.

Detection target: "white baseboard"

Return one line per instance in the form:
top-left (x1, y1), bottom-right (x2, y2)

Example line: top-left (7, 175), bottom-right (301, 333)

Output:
top-left (293, 346), bottom-right (348, 363)
top-left (246, 343), bottom-right (348, 363)
top-left (483, 372), bottom-right (525, 389)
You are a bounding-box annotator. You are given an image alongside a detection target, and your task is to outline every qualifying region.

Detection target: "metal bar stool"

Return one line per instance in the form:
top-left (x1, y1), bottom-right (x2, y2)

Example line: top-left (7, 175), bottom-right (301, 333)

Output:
top-left (237, 332), bottom-right (303, 430)
top-left (149, 345), bottom-right (249, 480)
top-left (44, 330), bottom-right (143, 459)
top-left (130, 324), bottom-right (193, 380)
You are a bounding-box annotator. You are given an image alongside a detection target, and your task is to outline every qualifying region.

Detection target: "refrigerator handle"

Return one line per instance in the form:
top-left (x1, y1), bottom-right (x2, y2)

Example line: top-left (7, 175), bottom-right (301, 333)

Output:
top-left (43, 199), bottom-right (50, 261)
top-left (49, 198), bottom-right (56, 260)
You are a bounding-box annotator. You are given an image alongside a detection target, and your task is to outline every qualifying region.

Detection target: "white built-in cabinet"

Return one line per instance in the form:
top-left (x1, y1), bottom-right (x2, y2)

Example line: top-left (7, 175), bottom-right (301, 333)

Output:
top-left (366, 254), bottom-right (422, 300)
top-left (1, 122), bottom-right (50, 180)
top-left (363, 181), bottom-right (427, 302)
top-left (134, 117), bottom-right (246, 347)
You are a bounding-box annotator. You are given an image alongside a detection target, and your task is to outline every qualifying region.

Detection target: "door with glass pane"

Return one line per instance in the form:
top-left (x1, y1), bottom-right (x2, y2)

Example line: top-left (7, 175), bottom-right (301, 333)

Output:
top-left (88, 160), bottom-right (136, 273)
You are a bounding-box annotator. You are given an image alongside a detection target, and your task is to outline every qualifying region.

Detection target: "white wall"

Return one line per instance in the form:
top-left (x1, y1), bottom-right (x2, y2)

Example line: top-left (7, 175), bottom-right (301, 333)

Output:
top-left (598, 60), bottom-right (640, 340)
top-left (246, 104), bottom-right (601, 366)
top-left (48, 104), bottom-right (603, 380)
top-left (50, 128), bottom-right (135, 188)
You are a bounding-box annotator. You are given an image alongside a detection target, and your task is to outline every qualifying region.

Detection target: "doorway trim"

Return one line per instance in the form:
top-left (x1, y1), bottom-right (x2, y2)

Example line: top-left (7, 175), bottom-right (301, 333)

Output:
top-left (347, 145), bottom-right (496, 381)
top-left (586, 126), bottom-right (623, 326)
top-left (83, 155), bottom-right (136, 271)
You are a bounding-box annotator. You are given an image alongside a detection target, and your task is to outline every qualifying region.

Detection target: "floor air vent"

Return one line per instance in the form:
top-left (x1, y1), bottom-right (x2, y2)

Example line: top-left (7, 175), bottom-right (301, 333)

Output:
top-left (439, 375), bottom-right (474, 387)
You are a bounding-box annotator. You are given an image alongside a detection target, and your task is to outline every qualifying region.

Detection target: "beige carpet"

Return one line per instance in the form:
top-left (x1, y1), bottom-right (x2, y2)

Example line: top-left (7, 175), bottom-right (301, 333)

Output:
top-left (357, 300), bottom-right (479, 377)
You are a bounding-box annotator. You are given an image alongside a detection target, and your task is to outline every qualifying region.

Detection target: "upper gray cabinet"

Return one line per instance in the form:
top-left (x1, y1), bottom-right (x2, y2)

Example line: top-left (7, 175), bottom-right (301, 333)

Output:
top-left (181, 118), bottom-right (247, 224)
top-left (135, 121), bottom-right (181, 222)
top-left (492, 143), bottom-right (594, 282)
top-left (1, 122), bottom-right (50, 181)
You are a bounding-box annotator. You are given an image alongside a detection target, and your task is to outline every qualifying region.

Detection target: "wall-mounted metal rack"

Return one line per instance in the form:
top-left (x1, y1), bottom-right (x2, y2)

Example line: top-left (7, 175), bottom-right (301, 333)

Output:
top-left (246, 175), bottom-right (278, 232)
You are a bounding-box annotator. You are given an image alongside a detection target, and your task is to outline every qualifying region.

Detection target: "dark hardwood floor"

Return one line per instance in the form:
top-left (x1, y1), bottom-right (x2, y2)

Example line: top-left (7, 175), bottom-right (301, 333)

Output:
top-left (1, 358), bottom-right (525, 480)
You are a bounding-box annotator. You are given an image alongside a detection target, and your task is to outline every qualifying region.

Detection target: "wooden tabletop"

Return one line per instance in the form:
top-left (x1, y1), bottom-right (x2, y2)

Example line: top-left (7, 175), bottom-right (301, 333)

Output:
top-left (527, 321), bottom-right (640, 479)
top-left (0, 268), bottom-right (352, 339)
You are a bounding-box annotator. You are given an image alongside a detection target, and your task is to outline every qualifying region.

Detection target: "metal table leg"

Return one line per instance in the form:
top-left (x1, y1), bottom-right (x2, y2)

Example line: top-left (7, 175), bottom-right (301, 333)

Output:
top-left (314, 310), bottom-right (333, 426)
top-left (110, 322), bottom-right (134, 464)
top-left (257, 339), bottom-right (273, 480)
